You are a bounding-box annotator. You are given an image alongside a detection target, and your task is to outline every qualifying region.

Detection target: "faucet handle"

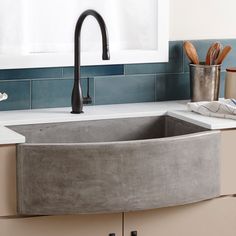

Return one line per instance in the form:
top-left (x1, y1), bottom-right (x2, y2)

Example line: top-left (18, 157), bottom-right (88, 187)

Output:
top-left (83, 96), bottom-right (92, 105)
top-left (83, 78), bottom-right (92, 105)
top-left (0, 92), bottom-right (8, 101)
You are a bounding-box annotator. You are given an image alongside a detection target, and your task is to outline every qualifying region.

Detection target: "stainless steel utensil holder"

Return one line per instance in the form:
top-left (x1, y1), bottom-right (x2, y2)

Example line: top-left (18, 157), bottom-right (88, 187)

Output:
top-left (190, 63), bottom-right (221, 102)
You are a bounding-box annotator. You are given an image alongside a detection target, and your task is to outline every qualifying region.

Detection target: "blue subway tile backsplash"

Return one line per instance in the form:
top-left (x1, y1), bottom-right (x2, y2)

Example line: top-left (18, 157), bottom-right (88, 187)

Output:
top-left (63, 65), bottom-right (124, 78)
top-left (31, 78), bottom-right (94, 109)
top-left (220, 72), bottom-right (226, 98)
top-left (0, 67), bottom-right (63, 80)
top-left (0, 39), bottom-right (234, 111)
top-left (155, 73), bottom-right (190, 101)
top-left (94, 75), bottom-right (156, 105)
top-left (0, 80), bottom-right (30, 110)
top-left (31, 79), bottom-right (73, 109)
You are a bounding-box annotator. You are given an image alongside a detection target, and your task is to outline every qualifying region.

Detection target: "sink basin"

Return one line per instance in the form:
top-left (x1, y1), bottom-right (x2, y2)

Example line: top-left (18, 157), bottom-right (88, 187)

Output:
top-left (9, 116), bottom-right (220, 215)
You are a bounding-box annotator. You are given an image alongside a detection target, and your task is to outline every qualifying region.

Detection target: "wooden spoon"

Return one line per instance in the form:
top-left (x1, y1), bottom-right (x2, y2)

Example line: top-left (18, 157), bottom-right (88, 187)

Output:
top-left (210, 43), bottom-right (222, 65)
top-left (206, 43), bottom-right (215, 65)
top-left (212, 43), bottom-right (222, 65)
top-left (183, 41), bottom-right (199, 64)
top-left (216, 45), bottom-right (232, 65)
top-left (205, 42), bottom-right (222, 65)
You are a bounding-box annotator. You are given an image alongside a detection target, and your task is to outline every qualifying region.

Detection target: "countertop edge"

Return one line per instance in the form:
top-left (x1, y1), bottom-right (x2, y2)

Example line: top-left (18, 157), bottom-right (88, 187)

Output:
top-left (168, 110), bottom-right (236, 130)
top-left (0, 126), bottom-right (25, 145)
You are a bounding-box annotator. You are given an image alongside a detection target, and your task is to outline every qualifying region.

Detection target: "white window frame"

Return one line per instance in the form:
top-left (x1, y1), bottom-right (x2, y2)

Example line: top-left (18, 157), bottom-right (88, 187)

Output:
top-left (0, 0), bottom-right (169, 69)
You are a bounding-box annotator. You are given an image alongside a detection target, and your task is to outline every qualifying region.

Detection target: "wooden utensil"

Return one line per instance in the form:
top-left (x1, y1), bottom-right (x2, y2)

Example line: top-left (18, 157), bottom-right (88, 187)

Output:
top-left (205, 42), bottom-right (222, 65)
top-left (205, 43), bottom-right (215, 65)
top-left (183, 41), bottom-right (199, 64)
top-left (216, 45), bottom-right (232, 65)
top-left (212, 43), bottom-right (222, 65)
top-left (210, 43), bottom-right (222, 65)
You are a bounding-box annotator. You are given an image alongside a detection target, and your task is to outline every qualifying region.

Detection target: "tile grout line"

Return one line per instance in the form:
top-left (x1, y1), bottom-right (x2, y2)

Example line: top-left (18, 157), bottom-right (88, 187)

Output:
top-left (0, 79), bottom-right (31, 82)
top-left (93, 77), bottom-right (96, 105)
top-left (154, 74), bottom-right (157, 101)
top-left (94, 73), bottom-right (158, 80)
top-left (29, 79), bottom-right (32, 109)
top-left (61, 67), bottom-right (65, 78)
top-left (181, 40), bottom-right (185, 74)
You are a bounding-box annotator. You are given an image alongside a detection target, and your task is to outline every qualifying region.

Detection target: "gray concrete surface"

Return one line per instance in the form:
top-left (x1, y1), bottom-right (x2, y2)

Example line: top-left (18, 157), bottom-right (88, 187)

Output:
top-left (10, 116), bottom-right (220, 215)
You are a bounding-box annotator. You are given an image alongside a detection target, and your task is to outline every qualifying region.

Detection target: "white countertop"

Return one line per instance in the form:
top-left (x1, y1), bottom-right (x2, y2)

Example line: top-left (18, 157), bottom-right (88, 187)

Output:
top-left (168, 110), bottom-right (236, 130)
top-left (1, 100), bottom-right (236, 145)
top-left (0, 126), bottom-right (25, 145)
top-left (0, 101), bottom-right (187, 126)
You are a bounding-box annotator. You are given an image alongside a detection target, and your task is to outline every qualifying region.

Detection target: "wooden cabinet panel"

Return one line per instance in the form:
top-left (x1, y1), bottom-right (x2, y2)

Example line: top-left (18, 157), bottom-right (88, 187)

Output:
top-left (0, 213), bottom-right (122, 236)
top-left (124, 197), bottom-right (236, 236)
top-left (0, 145), bottom-right (17, 216)
top-left (220, 130), bottom-right (236, 195)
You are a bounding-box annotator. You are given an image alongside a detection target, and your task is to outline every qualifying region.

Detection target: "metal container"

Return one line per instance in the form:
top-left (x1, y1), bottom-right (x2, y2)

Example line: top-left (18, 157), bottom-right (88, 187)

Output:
top-left (190, 63), bottom-right (221, 102)
top-left (225, 67), bottom-right (236, 99)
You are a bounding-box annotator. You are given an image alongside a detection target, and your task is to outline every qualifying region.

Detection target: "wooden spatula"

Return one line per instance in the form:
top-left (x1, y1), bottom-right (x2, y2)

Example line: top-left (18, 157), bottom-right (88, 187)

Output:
top-left (183, 41), bottom-right (199, 64)
top-left (216, 45), bottom-right (232, 65)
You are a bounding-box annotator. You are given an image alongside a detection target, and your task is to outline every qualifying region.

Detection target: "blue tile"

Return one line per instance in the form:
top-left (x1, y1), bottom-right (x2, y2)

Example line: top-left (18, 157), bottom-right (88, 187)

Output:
top-left (94, 75), bottom-right (156, 105)
top-left (31, 78), bottom-right (94, 109)
top-left (0, 68), bottom-right (63, 80)
top-left (220, 72), bottom-right (226, 98)
top-left (124, 41), bottom-right (183, 75)
top-left (0, 80), bottom-right (30, 111)
top-left (63, 65), bottom-right (124, 78)
top-left (155, 76), bottom-right (167, 101)
top-left (156, 73), bottom-right (190, 101)
top-left (184, 39), bottom-right (236, 72)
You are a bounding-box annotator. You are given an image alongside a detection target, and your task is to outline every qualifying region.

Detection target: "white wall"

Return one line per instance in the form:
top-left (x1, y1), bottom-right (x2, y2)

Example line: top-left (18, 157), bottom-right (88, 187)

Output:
top-left (170, 0), bottom-right (236, 40)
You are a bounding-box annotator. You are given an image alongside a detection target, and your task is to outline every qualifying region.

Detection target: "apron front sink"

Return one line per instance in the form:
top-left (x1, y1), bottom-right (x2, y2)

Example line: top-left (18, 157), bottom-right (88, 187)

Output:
top-left (9, 116), bottom-right (220, 215)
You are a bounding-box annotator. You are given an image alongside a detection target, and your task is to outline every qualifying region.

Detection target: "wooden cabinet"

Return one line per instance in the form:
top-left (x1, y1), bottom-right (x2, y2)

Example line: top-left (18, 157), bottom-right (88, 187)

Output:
top-left (0, 145), bottom-right (17, 216)
top-left (0, 214), bottom-right (122, 236)
top-left (124, 197), bottom-right (236, 236)
top-left (220, 130), bottom-right (236, 195)
top-left (1, 198), bottom-right (236, 236)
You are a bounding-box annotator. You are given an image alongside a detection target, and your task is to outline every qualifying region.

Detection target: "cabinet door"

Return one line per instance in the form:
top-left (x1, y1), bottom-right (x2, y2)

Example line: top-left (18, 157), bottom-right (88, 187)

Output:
top-left (124, 197), bottom-right (236, 236)
top-left (0, 213), bottom-right (122, 236)
top-left (0, 145), bottom-right (17, 216)
top-left (220, 130), bottom-right (236, 195)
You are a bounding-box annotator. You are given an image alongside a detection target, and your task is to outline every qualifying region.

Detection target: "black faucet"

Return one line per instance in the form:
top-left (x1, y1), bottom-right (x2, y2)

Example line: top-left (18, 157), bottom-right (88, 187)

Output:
top-left (71, 9), bottom-right (110, 114)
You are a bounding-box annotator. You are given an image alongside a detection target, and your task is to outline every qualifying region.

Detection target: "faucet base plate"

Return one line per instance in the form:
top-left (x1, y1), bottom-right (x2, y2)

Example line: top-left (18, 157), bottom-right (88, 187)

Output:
top-left (71, 111), bottom-right (84, 114)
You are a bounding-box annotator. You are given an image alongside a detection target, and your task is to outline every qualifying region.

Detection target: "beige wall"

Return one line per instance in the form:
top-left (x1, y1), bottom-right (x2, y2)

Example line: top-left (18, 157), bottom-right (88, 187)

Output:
top-left (170, 0), bottom-right (236, 40)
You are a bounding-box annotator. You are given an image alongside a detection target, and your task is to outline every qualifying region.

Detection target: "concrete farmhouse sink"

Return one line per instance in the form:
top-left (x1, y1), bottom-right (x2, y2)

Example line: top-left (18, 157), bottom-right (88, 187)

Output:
top-left (9, 116), bottom-right (220, 215)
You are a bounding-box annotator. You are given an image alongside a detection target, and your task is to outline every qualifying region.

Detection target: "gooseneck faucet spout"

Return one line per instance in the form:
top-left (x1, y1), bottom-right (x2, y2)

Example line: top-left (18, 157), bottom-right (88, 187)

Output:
top-left (71, 9), bottom-right (110, 114)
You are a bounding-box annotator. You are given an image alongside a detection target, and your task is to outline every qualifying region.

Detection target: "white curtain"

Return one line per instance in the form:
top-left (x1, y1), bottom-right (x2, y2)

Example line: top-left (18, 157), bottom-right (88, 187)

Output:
top-left (0, 0), bottom-right (157, 55)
